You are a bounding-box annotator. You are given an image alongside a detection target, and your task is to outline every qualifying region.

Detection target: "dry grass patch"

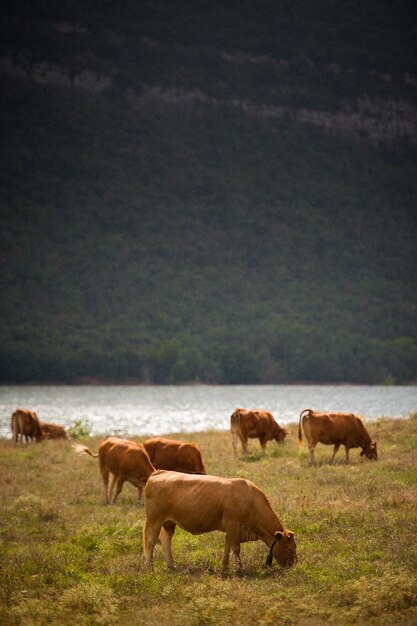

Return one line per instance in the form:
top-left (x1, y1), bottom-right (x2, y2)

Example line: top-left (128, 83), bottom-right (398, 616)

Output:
top-left (1, 414), bottom-right (416, 625)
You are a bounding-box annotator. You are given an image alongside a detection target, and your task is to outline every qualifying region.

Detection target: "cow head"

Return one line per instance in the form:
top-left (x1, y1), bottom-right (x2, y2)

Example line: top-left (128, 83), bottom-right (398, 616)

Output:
top-left (270, 530), bottom-right (297, 567)
top-left (360, 441), bottom-right (378, 460)
top-left (31, 413), bottom-right (45, 442)
top-left (274, 426), bottom-right (288, 443)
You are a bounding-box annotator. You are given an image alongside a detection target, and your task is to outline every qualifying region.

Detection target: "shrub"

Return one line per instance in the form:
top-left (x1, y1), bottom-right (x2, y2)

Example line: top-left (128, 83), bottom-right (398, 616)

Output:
top-left (67, 419), bottom-right (92, 439)
top-left (60, 582), bottom-right (119, 625)
top-left (12, 494), bottom-right (58, 521)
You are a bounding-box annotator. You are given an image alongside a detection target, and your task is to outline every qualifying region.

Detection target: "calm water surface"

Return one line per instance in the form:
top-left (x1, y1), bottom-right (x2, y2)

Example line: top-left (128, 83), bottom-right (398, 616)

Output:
top-left (0, 384), bottom-right (415, 439)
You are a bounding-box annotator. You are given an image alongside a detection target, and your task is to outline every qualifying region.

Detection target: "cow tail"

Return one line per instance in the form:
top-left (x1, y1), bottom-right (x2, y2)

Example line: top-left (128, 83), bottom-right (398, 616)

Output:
top-left (143, 517), bottom-right (149, 560)
top-left (11, 412), bottom-right (18, 443)
top-left (298, 413), bottom-right (303, 447)
top-left (230, 409), bottom-right (241, 455)
top-left (230, 409), bottom-right (239, 432)
top-left (298, 409), bottom-right (314, 448)
top-left (298, 409), bottom-right (311, 448)
top-left (72, 443), bottom-right (98, 458)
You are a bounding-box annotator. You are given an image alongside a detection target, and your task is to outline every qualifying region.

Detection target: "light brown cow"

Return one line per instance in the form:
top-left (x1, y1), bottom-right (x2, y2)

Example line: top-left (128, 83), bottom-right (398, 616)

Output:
top-left (143, 437), bottom-right (206, 474)
top-left (230, 408), bottom-right (288, 455)
top-left (298, 408), bottom-right (378, 465)
top-left (74, 436), bottom-right (155, 504)
top-left (11, 408), bottom-right (43, 444)
top-left (143, 470), bottom-right (297, 572)
top-left (40, 422), bottom-right (68, 439)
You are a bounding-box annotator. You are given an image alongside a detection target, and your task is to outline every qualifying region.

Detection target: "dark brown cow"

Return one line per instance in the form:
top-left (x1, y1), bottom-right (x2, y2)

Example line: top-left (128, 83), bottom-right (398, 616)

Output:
top-left (74, 436), bottom-right (155, 504)
top-left (298, 408), bottom-right (378, 465)
top-left (230, 408), bottom-right (288, 454)
top-left (143, 437), bottom-right (206, 474)
top-left (40, 422), bottom-right (68, 439)
top-left (143, 470), bottom-right (297, 572)
top-left (11, 408), bottom-right (43, 444)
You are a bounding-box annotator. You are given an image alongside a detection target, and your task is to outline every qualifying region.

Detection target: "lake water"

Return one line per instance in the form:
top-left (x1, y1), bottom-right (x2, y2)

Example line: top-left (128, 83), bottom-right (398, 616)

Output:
top-left (0, 384), bottom-right (415, 439)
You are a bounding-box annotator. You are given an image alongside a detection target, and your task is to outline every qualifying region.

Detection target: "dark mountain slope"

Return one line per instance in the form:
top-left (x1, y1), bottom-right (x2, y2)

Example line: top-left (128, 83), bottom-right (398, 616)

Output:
top-left (1, 1), bottom-right (416, 384)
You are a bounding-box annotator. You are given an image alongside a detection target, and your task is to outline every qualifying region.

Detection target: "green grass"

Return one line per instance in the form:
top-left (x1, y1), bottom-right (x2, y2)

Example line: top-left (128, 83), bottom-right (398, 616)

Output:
top-left (1, 416), bottom-right (417, 625)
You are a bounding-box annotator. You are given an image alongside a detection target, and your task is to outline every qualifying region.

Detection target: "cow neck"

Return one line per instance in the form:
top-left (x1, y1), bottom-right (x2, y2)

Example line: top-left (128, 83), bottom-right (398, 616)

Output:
top-left (363, 433), bottom-right (372, 447)
top-left (257, 507), bottom-right (283, 543)
top-left (258, 523), bottom-right (283, 552)
top-left (265, 538), bottom-right (279, 567)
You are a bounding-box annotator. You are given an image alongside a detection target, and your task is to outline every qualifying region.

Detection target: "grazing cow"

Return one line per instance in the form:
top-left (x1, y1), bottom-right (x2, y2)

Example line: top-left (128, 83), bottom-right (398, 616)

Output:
top-left (74, 436), bottom-right (155, 504)
top-left (40, 422), bottom-right (68, 439)
top-left (11, 408), bottom-right (43, 444)
top-left (298, 408), bottom-right (378, 465)
top-left (230, 408), bottom-right (288, 455)
top-left (143, 470), bottom-right (297, 572)
top-left (143, 437), bottom-right (206, 474)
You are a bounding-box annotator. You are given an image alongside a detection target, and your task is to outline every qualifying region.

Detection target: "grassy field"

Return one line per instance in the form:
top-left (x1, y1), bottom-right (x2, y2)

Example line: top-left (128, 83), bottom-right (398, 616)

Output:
top-left (1, 415), bottom-right (417, 625)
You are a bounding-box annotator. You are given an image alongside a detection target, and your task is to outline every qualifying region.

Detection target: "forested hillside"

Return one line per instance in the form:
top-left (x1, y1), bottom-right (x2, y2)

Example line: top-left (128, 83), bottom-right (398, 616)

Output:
top-left (1, 0), bottom-right (417, 384)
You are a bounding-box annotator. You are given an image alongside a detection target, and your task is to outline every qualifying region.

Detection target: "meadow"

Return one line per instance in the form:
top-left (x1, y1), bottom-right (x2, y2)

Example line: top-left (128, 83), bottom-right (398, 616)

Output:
top-left (1, 414), bottom-right (416, 625)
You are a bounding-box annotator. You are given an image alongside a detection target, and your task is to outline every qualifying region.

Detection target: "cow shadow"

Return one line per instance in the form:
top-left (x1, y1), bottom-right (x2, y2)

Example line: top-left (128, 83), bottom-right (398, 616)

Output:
top-left (143, 562), bottom-right (285, 578)
top-left (239, 452), bottom-right (263, 463)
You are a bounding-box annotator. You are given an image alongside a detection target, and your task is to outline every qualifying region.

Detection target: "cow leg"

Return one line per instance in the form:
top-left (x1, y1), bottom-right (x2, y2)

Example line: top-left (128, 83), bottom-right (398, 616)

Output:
top-left (259, 435), bottom-right (268, 453)
top-left (107, 473), bottom-right (117, 503)
top-left (100, 465), bottom-right (110, 503)
top-left (344, 447), bottom-right (350, 463)
top-left (224, 528), bottom-right (242, 571)
top-left (232, 432), bottom-right (238, 456)
top-left (241, 435), bottom-right (248, 455)
top-left (222, 537), bottom-right (241, 570)
top-left (308, 444), bottom-right (316, 466)
top-left (144, 518), bottom-right (162, 572)
top-left (222, 536), bottom-right (231, 568)
top-left (111, 475), bottom-right (126, 504)
top-left (231, 541), bottom-right (242, 572)
top-left (137, 485), bottom-right (143, 504)
top-left (330, 444), bottom-right (340, 464)
top-left (161, 522), bottom-right (176, 569)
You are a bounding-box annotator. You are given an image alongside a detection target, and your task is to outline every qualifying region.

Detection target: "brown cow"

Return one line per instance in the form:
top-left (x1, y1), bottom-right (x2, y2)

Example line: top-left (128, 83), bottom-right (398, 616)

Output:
top-left (143, 470), bottom-right (297, 572)
top-left (230, 408), bottom-right (288, 455)
top-left (298, 408), bottom-right (378, 465)
top-left (40, 422), bottom-right (68, 439)
top-left (74, 436), bottom-right (155, 504)
top-left (143, 437), bottom-right (206, 474)
top-left (11, 408), bottom-right (43, 444)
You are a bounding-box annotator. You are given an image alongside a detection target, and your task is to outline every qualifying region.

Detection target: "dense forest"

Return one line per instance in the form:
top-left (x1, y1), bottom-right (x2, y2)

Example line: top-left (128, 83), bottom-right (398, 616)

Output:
top-left (1, 0), bottom-right (417, 384)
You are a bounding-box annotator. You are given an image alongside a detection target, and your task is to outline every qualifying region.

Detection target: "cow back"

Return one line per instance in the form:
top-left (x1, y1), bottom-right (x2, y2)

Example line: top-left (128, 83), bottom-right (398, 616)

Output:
top-left (144, 437), bottom-right (206, 474)
top-left (238, 409), bottom-right (276, 437)
top-left (99, 437), bottom-right (155, 480)
top-left (40, 422), bottom-right (68, 439)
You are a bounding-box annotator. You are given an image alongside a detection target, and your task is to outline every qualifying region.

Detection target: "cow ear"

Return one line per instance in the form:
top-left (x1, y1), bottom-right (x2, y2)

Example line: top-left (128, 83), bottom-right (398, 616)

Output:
top-left (287, 531), bottom-right (294, 540)
top-left (274, 531), bottom-right (284, 541)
